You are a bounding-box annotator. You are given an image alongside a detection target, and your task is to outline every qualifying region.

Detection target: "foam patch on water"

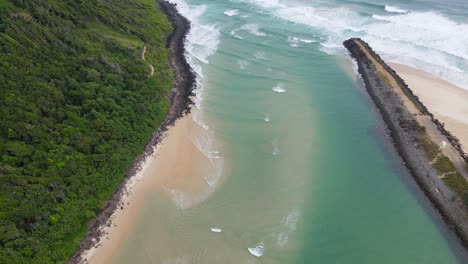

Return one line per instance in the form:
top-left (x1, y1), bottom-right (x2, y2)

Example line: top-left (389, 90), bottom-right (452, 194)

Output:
top-left (224, 9), bottom-right (239, 16)
top-left (242, 0), bottom-right (468, 89)
top-left (287, 36), bottom-right (316, 47)
top-left (241, 23), bottom-right (267, 36)
top-left (167, 0), bottom-right (220, 109)
top-left (248, 242), bottom-right (264, 257)
top-left (264, 114), bottom-right (271, 122)
top-left (272, 139), bottom-right (279, 155)
top-left (254, 51), bottom-right (267, 60)
top-left (230, 29), bottom-right (245, 39)
top-left (210, 227), bottom-right (222, 233)
top-left (272, 83), bottom-right (286, 93)
top-left (162, 186), bottom-right (190, 209)
top-left (162, 256), bottom-right (189, 264)
top-left (384, 5), bottom-right (408, 14)
top-left (346, 52), bottom-right (362, 79)
top-left (238, 59), bottom-right (250, 70)
top-left (276, 209), bottom-right (300, 247)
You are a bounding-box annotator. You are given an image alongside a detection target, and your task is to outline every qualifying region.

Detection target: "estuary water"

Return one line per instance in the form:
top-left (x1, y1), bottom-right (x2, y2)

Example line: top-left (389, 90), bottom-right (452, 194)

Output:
top-left (112, 0), bottom-right (468, 263)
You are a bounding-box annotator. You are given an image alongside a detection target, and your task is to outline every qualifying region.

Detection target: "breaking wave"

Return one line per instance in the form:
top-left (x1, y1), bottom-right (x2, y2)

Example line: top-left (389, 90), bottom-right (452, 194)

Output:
top-left (167, 0), bottom-right (224, 190)
top-left (384, 5), bottom-right (408, 14)
top-left (241, 0), bottom-right (468, 89)
top-left (224, 9), bottom-right (240, 16)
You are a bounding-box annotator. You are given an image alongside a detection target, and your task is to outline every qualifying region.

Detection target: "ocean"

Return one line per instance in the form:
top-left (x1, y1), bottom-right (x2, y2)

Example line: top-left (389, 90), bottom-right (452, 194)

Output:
top-left (111, 0), bottom-right (468, 263)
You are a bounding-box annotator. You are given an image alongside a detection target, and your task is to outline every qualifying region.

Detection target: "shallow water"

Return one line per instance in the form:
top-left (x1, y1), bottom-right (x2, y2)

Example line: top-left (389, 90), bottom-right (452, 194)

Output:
top-left (112, 0), bottom-right (468, 263)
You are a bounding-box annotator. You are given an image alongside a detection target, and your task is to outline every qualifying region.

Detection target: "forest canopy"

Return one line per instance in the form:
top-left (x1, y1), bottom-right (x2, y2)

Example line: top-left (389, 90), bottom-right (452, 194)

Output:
top-left (0, 0), bottom-right (173, 262)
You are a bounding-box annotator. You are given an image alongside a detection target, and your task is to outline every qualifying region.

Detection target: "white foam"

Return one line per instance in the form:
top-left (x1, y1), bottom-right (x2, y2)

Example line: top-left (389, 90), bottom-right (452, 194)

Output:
top-left (346, 53), bottom-right (361, 79)
top-left (248, 242), bottom-right (264, 257)
top-left (254, 51), bottom-right (266, 60)
top-left (276, 209), bottom-right (300, 248)
top-left (224, 9), bottom-right (239, 16)
top-left (162, 186), bottom-right (190, 209)
top-left (272, 83), bottom-right (286, 93)
top-left (167, 0), bottom-right (220, 109)
top-left (167, 0), bottom-right (224, 191)
top-left (242, 0), bottom-right (468, 90)
top-left (237, 59), bottom-right (250, 70)
top-left (384, 5), bottom-right (408, 14)
top-left (299, 38), bottom-right (316, 43)
top-left (287, 36), bottom-right (300, 47)
top-left (162, 256), bottom-right (189, 264)
top-left (230, 29), bottom-right (245, 39)
top-left (241, 23), bottom-right (267, 36)
top-left (272, 139), bottom-right (279, 155)
top-left (264, 114), bottom-right (271, 122)
top-left (210, 227), bottom-right (223, 233)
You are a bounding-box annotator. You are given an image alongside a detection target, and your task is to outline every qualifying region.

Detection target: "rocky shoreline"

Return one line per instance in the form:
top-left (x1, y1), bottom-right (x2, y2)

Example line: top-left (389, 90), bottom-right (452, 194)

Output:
top-left (68, 1), bottom-right (195, 263)
top-left (344, 38), bottom-right (468, 248)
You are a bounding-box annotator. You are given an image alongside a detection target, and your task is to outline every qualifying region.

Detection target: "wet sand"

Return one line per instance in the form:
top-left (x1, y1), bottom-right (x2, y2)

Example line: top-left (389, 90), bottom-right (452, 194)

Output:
top-left (82, 114), bottom-right (220, 263)
top-left (389, 63), bottom-right (468, 154)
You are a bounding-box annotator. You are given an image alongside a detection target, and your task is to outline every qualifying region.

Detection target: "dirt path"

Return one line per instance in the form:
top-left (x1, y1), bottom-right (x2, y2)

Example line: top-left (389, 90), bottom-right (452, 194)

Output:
top-left (141, 45), bottom-right (155, 76)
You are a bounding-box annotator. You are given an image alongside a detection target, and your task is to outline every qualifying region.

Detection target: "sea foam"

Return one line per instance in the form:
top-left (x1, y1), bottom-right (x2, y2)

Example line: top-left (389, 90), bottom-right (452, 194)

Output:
top-left (167, 0), bottom-right (224, 190)
top-left (248, 242), bottom-right (264, 257)
top-left (237, 59), bottom-right (250, 70)
top-left (210, 227), bottom-right (222, 233)
top-left (162, 256), bottom-right (189, 264)
top-left (272, 139), bottom-right (279, 155)
top-left (384, 5), bottom-right (408, 14)
top-left (276, 210), bottom-right (300, 247)
top-left (242, 0), bottom-right (468, 89)
top-left (224, 9), bottom-right (239, 16)
top-left (272, 83), bottom-right (286, 93)
top-left (241, 23), bottom-right (267, 36)
top-left (289, 36), bottom-right (318, 48)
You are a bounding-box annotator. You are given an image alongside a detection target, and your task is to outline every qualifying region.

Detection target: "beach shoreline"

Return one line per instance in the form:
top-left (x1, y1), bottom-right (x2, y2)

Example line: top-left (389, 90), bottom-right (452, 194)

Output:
top-left (69, 1), bottom-right (195, 263)
top-left (344, 38), bottom-right (468, 249)
top-left (80, 113), bottom-right (218, 263)
top-left (389, 63), bottom-right (468, 155)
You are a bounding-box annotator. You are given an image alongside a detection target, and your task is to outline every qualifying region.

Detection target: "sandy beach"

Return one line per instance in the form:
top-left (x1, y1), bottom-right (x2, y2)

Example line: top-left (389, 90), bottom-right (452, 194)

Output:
top-left (389, 63), bottom-right (468, 154)
top-left (82, 114), bottom-right (219, 263)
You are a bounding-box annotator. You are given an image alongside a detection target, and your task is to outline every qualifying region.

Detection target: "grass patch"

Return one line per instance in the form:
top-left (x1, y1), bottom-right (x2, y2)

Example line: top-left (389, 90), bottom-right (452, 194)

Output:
top-left (377, 70), bottom-right (392, 85)
top-left (433, 155), bottom-right (457, 174)
top-left (416, 127), bottom-right (468, 209)
top-left (419, 133), bottom-right (440, 161)
top-left (443, 172), bottom-right (468, 209)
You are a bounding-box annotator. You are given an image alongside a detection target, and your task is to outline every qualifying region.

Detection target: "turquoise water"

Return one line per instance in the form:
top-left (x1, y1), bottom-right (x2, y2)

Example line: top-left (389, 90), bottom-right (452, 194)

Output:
top-left (113, 0), bottom-right (468, 263)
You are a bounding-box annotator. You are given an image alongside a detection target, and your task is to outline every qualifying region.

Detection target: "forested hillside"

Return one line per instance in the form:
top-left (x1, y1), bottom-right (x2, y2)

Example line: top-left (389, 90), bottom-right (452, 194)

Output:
top-left (0, 0), bottom-right (173, 262)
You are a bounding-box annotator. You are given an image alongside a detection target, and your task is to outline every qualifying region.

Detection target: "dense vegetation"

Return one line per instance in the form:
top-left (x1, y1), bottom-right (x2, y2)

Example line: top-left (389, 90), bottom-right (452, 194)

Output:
top-left (0, 0), bottom-right (173, 262)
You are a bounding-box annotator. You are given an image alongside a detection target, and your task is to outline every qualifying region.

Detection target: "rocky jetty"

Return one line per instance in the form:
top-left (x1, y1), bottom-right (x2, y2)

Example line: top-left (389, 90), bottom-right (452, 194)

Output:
top-left (344, 38), bottom-right (468, 248)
